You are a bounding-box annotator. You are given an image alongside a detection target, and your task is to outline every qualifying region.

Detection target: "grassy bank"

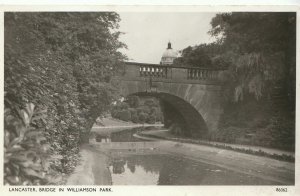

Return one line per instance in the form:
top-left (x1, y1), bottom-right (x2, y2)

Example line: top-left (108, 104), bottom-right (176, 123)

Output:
top-left (138, 130), bottom-right (295, 163)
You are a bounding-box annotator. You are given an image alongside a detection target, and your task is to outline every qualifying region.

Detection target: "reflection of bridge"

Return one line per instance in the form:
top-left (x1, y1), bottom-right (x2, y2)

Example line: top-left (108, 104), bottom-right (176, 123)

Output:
top-left (113, 62), bottom-right (225, 137)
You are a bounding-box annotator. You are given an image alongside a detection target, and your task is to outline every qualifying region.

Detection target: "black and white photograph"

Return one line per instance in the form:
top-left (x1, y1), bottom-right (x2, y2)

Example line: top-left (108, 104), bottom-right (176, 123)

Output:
top-left (1, 4), bottom-right (299, 195)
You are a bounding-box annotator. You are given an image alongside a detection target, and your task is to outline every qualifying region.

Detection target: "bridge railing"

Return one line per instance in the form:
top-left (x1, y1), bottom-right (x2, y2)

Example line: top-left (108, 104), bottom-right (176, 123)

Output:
top-left (139, 65), bottom-right (168, 78)
top-left (123, 62), bottom-right (224, 82)
top-left (187, 68), bottom-right (219, 80)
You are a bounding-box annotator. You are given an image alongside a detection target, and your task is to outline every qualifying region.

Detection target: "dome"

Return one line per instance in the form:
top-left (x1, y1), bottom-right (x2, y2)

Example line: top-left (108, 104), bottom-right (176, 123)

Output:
top-left (160, 42), bottom-right (178, 65)
top-left (162, 49), bottom-right (178, 58)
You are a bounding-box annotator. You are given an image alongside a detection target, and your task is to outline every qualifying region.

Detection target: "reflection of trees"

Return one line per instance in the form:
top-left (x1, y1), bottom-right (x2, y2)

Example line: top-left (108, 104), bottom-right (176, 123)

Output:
top-left (112, 154), bottom-right (213, 185)
top-left (126, 155), bottom-right (164, 174)
top-left (127, 159), bottom-right (136, 173)
top-left (111, 129), bottom-right (141, 142)
top-left (95, 135), bottom-right (110, 142)
top-left (112, 159), bottom-right (126, 174)
top-left (139, 156), bottom-right (164, 173)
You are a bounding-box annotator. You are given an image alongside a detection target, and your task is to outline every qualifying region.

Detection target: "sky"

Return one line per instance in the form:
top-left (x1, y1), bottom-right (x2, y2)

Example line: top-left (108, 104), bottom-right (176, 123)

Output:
top-left (118, 12), bottom-right (217, 64)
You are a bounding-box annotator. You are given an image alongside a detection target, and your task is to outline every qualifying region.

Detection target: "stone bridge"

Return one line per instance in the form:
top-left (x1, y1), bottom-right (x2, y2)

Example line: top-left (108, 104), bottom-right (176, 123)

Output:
top-left (113, 62), bottom-right (225, 137)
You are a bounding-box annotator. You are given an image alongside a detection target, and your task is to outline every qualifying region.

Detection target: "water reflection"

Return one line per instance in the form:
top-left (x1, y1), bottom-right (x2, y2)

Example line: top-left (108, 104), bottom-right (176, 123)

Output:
top-left (96, 128), bottom-right (146, 143)
top-left (95, 128), bottom-right (277, 185)
top-left (111, 129), bottom-right (145, 142)
top-left (95, 135), bottom-right (111, 142)
top-left (108, 154), bottom-right (275, 185)
top-left (112, 159), bottom-right (126, 174)
top-left (109, 157), bottom-right (159, 185)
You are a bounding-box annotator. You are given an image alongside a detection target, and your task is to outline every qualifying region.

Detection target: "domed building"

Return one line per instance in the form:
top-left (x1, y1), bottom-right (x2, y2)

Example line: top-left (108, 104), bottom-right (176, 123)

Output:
top-left (160, 42), bottom-right (178, 65)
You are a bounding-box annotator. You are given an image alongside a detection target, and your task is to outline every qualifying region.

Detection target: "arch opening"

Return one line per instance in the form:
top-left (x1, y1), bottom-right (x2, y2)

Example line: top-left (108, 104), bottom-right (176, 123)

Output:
top-left (128, 92), bottom-right (208, 138)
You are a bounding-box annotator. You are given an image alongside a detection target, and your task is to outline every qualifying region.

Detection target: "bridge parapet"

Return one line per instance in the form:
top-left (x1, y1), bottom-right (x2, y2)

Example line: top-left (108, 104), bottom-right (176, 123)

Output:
top-left (122, 62), bottom-right (224, 83)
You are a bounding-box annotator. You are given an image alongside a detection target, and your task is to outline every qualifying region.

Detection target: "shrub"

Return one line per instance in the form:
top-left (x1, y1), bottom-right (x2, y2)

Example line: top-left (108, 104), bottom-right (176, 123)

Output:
top-left (126, 96), bottom-right (140, 108)
top-left (111, 97), bottom-right (163, 124)
top-left (146, 114), bottom-right (156, 124)
top-left (118, 110), bottom-right (131, 122)
top-left (129, 109), bottom-right (139, 123)
top-left (138, 112), bottom-right (148, 123)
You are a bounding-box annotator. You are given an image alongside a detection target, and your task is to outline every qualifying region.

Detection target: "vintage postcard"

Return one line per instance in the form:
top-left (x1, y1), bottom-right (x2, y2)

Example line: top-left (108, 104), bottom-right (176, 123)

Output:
top-left (0, 2), bottom-right (299, 196)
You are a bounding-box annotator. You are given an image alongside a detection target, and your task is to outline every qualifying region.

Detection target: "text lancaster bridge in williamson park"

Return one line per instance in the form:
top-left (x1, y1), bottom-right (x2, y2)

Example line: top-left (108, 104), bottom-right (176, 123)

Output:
top-left (114, 62), bottom-right (226, 138)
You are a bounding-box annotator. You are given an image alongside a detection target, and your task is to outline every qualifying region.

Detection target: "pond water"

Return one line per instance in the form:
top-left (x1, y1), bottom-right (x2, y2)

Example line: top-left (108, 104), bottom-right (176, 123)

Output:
top-left (95, 128), bottom-right (277, 185)
top-left (108, 154), bottom-right (274, 185)
top-left (95, 128), bottom-right (147, 143)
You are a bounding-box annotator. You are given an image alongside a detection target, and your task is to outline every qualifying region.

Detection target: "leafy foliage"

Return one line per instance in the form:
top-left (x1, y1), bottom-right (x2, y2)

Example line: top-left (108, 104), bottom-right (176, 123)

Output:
top-left (174, 45), bottom-right (212, 67)
top-left (4, 101), bottom-right (51, 185)
top-left (174, 13), bottom-right (295, 151)
top-left (111, 96), bottom-right (162, 124)
top-left (174, 43), bottom-right (230, 68)
top-left (4, 12), bottom-right (125, 184)
top-left (209, 12), bottom-right (296, 102)
top-left (208, 12), bottom-right (296, 151)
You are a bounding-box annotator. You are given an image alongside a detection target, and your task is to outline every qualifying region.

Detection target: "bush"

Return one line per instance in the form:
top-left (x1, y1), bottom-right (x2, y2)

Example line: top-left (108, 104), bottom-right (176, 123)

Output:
top-left (129, 109), bottom-right (139, 123)
top-left (126, 96), bottom-right (140, 108)
top-left (253, 115), bottom-right (295, 151)
top-left (138, 112), bottom-right (148, 123)
top-left (146, 114), bottom-right (156, 124)
top-left (111, 97), bottom-right (163, 124)
top-left (118, 110), bottom-right (131, 122)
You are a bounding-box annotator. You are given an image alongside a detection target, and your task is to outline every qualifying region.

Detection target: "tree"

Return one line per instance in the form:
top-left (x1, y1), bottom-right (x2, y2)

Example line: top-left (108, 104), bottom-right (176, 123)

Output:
top-left (208, 12), bottom-right (296, 150)
top-left (111, 97), bottom-right (163, 124)
top-left (209, 12), bottom-right (296, 103)
top-left (174, 45), bottom-right (212, 67)
top-left (4, 12), bottom-right (126, 184)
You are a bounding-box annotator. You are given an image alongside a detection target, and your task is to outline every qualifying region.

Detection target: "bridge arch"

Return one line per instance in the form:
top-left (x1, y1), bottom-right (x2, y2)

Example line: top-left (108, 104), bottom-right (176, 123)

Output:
top-left (130, 92), bottom-right (208, 137)
top-left (113, 62), bottom-right (225, 137)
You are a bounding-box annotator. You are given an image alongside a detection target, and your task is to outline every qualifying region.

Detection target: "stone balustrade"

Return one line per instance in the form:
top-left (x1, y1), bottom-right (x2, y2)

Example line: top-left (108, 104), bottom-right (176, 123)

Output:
top-left (139, 65), bottom-right (168, 78)
top-left (123, 62), bottom-right (223, 82)
top-left (187, 68), bottom-right (219, 80)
